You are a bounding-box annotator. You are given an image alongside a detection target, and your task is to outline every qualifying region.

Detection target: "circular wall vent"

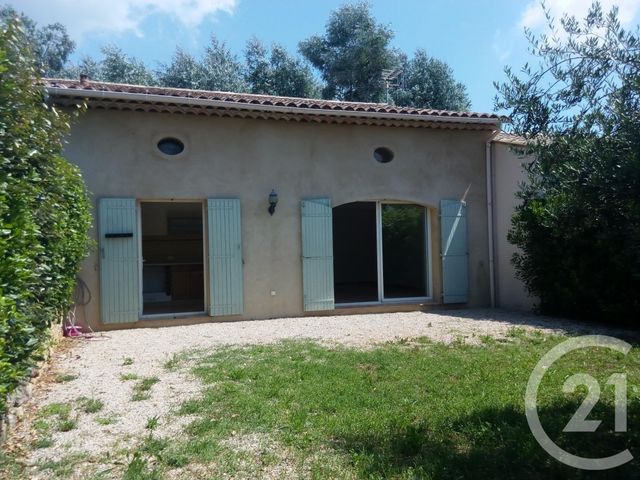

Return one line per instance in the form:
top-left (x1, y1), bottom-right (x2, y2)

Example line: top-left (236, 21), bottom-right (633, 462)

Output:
top-left (374, 147), bottom-right (394, 163)
top-left (157, 137), bottom-right (185, 156)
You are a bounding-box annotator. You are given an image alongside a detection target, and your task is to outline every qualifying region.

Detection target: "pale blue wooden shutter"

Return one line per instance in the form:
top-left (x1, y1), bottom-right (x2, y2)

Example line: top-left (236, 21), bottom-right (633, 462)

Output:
top-left (98, 198), bottom-right (140, 324)
top-left (301, 198), bottom-right (335, 311)
top-left (440, 199), bottom-right (469, 304)
top-left (208, 198), bottom-right (243, 316)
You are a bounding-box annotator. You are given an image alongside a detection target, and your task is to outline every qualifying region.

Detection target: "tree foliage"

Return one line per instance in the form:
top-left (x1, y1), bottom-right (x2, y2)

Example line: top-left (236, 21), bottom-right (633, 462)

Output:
top-left (157, 47), bottom-right (205, 89)
top-left (495, 1), bottom-right (640, 322)
top-left (157, 36), bottom-right (246, 92)
top-left (6, 3), bottom-right (472, 110)
top-left (200, 36), bottom-right (247, 92)
top-left (0, 6), bottom-right (75, 76)
top-left (98, 45), bottom-right (156, 85)
top-left (245, 37), bottom-right (319, 97)
top-left (392, 49), bottom-right (471, 111)
top-left (299, 2), bottom-right (397, 102)
top-left (64, 45), bottom-right (156, 86)
top-left (0, 18), bottom-right (92, 412)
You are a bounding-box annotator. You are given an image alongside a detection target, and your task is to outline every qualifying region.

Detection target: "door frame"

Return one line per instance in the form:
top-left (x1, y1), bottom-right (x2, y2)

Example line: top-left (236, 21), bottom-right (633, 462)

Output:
top-left (137, 198), bottom-right (208, 319)
top-left (336, 200), bottom-right (433, 307)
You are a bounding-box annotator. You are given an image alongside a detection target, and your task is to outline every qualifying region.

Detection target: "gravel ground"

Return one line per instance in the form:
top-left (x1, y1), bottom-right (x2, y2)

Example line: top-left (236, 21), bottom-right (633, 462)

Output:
top-left (5, 308), bottom-right (636, 478)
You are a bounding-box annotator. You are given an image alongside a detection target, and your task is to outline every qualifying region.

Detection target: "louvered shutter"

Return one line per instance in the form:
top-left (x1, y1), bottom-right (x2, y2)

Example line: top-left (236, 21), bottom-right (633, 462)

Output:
top-left (440, 199), bottom-right (469, 303)
top-left (99, 198), bottom-right (140, 323)
top-left (207, 198), bottom-right (244, 316)
top-left (301, 198), bottom-right (335, 311)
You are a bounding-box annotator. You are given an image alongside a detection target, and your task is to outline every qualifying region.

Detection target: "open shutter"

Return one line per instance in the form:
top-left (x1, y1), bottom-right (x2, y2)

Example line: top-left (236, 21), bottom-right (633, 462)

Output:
top-left (301, 198), bottom-right (335, 311)
top-left (207, 198), bottom-right (243, 316)
top-left (98, 198), bottom-right (140, 324)
top-left (440, 199), bottom-right (469, 304)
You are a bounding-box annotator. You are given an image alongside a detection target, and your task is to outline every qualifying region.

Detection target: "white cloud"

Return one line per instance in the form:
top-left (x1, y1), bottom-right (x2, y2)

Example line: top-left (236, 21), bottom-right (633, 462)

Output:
top-left (520, 0), bottom-right (640, 29)
top-left (5, 0), bottom-right (237, 39)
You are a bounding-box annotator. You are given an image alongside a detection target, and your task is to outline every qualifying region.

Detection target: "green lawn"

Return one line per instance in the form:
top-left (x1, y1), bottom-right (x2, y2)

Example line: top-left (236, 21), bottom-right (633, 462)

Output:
top-left (2, 330), bottom-right (638, 479)
top-left (129, 331), bottom-right (639, 479)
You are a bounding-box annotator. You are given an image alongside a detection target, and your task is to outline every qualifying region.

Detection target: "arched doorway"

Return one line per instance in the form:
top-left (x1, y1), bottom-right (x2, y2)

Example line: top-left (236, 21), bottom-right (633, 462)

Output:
top-left (332, 201), bottom-right (432, 305)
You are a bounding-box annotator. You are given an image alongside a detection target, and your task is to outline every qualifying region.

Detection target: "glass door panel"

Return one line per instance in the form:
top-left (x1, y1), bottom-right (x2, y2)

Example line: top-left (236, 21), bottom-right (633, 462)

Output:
top-left (381, 204), bottom-right (428, 299)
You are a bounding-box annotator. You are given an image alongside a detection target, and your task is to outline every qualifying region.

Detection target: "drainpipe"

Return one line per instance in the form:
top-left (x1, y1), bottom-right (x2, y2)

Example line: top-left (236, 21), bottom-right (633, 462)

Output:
top-left (486, 133), bottom-right (498, 308)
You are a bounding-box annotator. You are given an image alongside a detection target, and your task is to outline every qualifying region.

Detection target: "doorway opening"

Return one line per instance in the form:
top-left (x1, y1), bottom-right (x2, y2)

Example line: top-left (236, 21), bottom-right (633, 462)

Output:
top-left (140, 202), bottom-right (205, 315)
top-left (332, 201), bottom-right (431, 305)
top-left (333, 202), bottom-right (378, 303)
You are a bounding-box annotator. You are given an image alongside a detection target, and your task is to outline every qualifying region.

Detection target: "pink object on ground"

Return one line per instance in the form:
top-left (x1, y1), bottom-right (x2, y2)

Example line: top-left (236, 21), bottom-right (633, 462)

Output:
top-left (64, 324), bottom-right (83, 337)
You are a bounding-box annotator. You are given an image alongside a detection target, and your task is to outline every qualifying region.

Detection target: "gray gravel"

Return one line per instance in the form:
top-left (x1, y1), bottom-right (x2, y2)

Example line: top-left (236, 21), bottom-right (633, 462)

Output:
top-left (7, 308), bottom-right (634, 477)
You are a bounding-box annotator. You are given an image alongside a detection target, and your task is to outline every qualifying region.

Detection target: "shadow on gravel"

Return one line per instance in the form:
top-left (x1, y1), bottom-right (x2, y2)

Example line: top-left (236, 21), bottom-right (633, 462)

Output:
top-left (421, 308), bottom-right (640, 344)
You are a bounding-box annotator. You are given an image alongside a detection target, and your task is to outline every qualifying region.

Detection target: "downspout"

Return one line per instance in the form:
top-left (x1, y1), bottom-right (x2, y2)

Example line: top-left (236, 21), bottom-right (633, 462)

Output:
top-left (486, 132), bottom-right (498, 308)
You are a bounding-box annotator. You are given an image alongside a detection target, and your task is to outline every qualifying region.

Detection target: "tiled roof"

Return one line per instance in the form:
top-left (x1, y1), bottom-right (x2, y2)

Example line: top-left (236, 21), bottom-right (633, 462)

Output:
top-left (43, 78), bottom-right (503, 130)
top-left (491, 131), bottom-right (528, 145)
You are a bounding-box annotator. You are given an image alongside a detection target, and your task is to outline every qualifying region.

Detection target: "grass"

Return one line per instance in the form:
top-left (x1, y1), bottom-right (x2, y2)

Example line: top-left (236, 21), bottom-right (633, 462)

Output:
top-left (120, 373), bottom-right (140, 381)
top-left (37, 402), bottom-right (78, 432)
top-left (0, 451), bottom-right (22, 479)
top-left (56, 417), bottom-right (78, 432)
top-left (123, 452), bottom-right (160, 480)
top-left (146, 416), bottom-right (160, 431)
top-left (54, 373), bottom-right (78, 383)
top-left (31, 436), bottom-right (54, 449)
top-left (154, 335), bottom-right (640, 479)
top-left (37, 453), bottom-right (88, 478)
top-left (77, 396), bottom-right (104, 414)
top-left (122, 357), bottom-right (134, 366)
top-left (131, 377), bottom-right (160, 402)
top-left (96, 415), bottom-right (117, 426)
top-left (132, 392), bottom-right (151, 402)
top-left (163, 353), bottom-right (182, 371)
top-left (7, 331), bottom-right (640, 479)
top-left (39, 402), bottom-right (71, 418)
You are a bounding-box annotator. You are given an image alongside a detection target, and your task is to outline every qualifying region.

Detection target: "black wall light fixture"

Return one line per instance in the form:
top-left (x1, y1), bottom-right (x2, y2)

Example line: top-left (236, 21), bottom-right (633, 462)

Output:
top-left (268, 189), bottom-right (278, 215)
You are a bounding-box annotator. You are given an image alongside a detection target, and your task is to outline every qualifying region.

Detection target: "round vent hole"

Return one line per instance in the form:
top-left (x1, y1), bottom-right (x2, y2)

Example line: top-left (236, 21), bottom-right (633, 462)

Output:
top-left (157, 137), bottom-right (185, 156)
top-left (374, 147), bottom-right (394, 163)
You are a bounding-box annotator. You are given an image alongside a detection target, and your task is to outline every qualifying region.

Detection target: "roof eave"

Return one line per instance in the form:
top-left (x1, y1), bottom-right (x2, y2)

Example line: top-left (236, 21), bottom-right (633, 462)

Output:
top-left (45, 86), bottom-right (502, 129)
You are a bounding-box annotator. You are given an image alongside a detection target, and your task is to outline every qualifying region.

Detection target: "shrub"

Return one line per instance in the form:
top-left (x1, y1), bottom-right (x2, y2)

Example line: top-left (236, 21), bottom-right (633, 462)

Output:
top-left (0, 17), bottom-right (91, 413)
top-left (495, 2), bottom-right (640, 323)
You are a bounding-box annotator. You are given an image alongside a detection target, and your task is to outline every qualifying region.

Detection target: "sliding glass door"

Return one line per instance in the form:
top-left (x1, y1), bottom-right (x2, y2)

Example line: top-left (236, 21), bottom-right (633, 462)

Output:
top-left (381, 204), bottom-right (429, 300)
top-left (333, 201), bottom-right (431, 305)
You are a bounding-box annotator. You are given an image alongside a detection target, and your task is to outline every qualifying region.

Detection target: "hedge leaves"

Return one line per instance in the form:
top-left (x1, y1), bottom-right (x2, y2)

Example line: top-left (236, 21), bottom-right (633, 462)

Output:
top-left (0, 18), bottom-right (91, 413)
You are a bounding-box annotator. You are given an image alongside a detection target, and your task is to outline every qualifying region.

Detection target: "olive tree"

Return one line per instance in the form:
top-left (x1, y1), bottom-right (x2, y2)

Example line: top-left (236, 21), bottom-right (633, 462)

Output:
top-left (495, 1), bottom-right (640, 322)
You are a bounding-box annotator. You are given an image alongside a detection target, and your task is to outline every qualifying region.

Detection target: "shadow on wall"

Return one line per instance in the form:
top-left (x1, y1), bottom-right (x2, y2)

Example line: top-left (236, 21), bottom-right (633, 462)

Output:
top-left (331, 399), bottom-right (640, 479)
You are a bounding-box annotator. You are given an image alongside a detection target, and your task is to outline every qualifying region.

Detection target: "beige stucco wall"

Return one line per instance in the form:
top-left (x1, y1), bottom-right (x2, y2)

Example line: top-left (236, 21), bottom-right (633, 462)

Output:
top-left (65, 109), bottom-right (494, 330)
top-left (492, 141), bottom-right (535, 310)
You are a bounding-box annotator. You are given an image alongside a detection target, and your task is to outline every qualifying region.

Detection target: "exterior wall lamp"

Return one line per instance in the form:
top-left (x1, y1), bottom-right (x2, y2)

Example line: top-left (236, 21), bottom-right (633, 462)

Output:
top-left (268, 189), bottom-right (278, 215)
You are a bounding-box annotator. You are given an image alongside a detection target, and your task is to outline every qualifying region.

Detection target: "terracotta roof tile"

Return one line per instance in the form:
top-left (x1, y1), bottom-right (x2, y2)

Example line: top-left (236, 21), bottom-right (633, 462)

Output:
top-left (492, 131), bottom-right (528, 145)
top-left (43, 78), bottom-right (501, 122)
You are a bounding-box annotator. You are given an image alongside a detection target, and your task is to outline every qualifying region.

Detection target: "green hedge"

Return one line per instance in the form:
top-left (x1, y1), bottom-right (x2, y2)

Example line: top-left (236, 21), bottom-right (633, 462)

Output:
top-left (509, 133), bottom-right (640, 324)
top-left (0, 19), bottom-right (92, 413)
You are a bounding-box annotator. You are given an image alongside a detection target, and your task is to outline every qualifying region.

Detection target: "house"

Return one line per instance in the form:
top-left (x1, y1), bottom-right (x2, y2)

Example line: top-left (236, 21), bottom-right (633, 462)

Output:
top-left (43, 78), bottom-right (531, 330)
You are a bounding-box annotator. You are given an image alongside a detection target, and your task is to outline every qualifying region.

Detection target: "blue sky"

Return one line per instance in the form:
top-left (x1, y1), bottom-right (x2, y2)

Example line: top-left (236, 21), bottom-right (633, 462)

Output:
top-left (8, 0), bottom-right (640, 112)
